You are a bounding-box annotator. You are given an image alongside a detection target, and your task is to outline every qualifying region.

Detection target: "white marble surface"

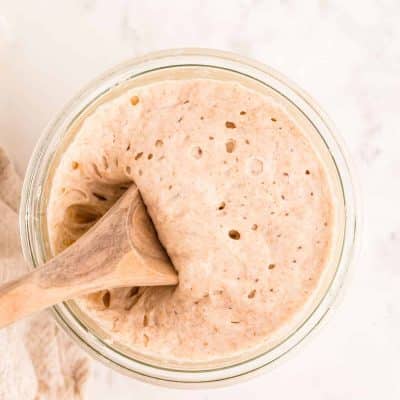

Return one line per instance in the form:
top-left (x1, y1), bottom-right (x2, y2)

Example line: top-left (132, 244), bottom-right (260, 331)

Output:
top-left (1, 0), bottom-right (399, 398)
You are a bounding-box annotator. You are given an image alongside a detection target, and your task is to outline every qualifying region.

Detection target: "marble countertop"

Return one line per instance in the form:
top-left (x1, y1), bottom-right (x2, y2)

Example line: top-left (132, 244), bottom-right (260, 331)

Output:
top-left (1, 0), bottom-right (399, 398)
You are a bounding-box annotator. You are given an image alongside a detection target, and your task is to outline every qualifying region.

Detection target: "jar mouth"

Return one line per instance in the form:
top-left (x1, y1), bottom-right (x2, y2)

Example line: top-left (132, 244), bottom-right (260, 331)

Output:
top-left (19, 48), bottom-right (359, 386)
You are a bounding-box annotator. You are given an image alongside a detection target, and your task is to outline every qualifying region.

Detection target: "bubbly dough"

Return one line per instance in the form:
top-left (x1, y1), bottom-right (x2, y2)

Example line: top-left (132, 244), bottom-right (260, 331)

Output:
top-left (47, 79), bottom-right (334, 362)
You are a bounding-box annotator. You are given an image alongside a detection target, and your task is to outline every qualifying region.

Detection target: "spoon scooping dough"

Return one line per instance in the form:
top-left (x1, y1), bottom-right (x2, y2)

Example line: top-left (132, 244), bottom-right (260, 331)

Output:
top-left (0, 185), bottom-right (178, 328)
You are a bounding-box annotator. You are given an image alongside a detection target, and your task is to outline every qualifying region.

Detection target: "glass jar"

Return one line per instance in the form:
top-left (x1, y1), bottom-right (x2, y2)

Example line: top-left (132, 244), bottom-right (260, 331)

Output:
top-left (19, 48), bottom-right (358, 387)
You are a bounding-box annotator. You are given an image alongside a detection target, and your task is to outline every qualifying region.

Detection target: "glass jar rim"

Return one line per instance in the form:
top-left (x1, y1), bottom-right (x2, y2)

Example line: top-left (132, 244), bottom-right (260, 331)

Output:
top-left (19, 48), bottom-right (359, 387)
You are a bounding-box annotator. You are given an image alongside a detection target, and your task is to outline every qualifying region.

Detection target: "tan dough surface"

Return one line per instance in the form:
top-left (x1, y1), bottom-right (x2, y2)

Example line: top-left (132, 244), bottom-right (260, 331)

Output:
top-left (47, 79), bottom-right (334, 362)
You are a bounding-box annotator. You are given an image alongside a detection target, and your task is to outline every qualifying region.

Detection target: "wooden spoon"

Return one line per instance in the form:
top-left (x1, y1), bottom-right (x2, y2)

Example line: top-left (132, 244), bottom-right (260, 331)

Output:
top-left (0, 184), bottom-right (178, 328)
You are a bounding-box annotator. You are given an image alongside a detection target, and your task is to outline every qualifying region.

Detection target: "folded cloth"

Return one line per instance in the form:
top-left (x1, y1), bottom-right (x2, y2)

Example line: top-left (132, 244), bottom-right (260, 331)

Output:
top-left (0, 147), bottom-right (90, 400)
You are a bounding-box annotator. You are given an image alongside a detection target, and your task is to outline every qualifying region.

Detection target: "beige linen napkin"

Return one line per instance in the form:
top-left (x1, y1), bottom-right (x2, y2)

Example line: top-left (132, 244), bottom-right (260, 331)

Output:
top-left (0, 147), bottom-right (90, 400)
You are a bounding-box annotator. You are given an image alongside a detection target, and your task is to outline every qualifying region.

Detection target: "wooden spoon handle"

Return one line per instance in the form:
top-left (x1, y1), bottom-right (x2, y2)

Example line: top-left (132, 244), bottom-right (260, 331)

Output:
top-left (0, 185), bottom-right (177, 328)
top-left (0, 263), bottom-right (85, 327)
top-left (0, 239), bottom-right (121, 328)
top-left (0, 249), bottom-right (176, 328)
